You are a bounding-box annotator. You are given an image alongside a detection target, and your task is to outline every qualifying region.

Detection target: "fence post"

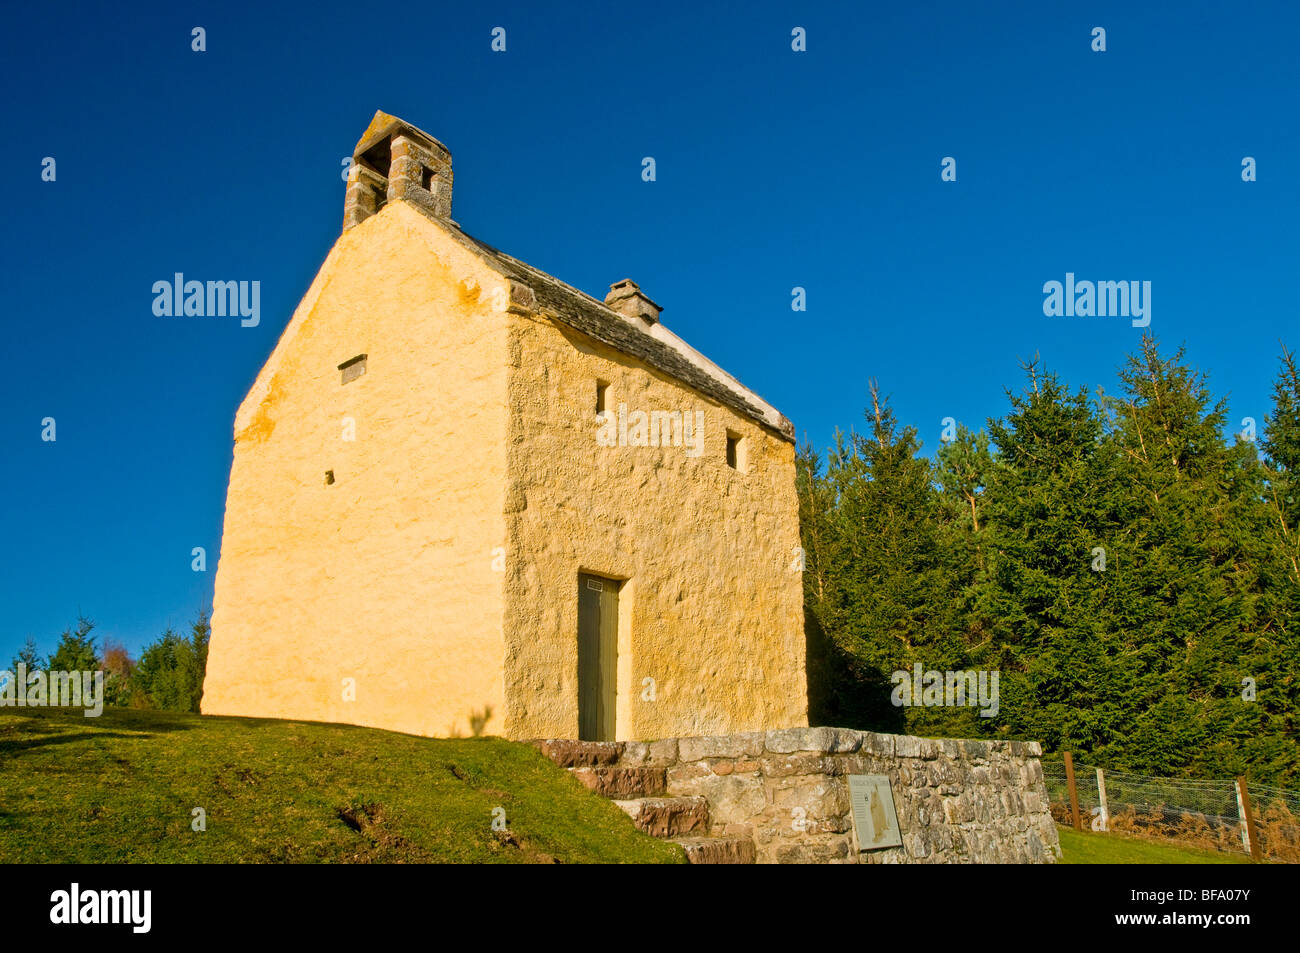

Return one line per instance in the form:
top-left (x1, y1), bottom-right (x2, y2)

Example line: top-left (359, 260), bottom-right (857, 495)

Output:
top-left (1095, 767), bottom-right (1109, 832)
top-left (1236, 776), bottom-right (1262, 862)
top-left (1064, 751), bottom-right (1082, 831)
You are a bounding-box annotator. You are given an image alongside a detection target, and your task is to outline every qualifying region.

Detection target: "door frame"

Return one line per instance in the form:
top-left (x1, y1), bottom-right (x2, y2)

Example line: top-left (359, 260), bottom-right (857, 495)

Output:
top-left (576, 569), bottom-right (631, 741)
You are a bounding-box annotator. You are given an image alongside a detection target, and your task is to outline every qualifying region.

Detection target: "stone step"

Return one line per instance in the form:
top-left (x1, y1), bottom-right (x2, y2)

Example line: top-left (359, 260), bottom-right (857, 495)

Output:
top-left (673, 836), bottom-right (757, 865)
top-left (613, 797), bottom-right (709, 838)
top-left (570, 764), bottom-right (667, 799)
top-left (529, 739), bottom-right (624, 769)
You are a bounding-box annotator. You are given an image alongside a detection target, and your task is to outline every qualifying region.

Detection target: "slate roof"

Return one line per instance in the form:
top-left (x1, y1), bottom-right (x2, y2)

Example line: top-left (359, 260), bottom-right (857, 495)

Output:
top-left (351, 111), bottom-right (794, 442)
top-left (439, 219), bottom-right (795, 442)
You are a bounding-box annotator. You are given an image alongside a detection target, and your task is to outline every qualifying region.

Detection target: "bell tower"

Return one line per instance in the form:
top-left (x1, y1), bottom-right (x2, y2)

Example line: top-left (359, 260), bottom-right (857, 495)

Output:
top-left (343, 111), bottom-right (453, 230)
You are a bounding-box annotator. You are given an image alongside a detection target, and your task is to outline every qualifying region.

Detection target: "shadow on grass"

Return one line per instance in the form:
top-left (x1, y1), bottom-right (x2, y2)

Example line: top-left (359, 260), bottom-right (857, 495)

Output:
top-left (0, 707), bottom-right (200, 751)
top-left (0, 731), bottom-right (152, 754)
top-left (1, 706), bottom-right (517, 751)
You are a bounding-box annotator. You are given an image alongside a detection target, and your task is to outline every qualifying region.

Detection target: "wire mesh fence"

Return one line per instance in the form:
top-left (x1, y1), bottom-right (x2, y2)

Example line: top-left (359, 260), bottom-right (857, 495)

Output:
top-left (1042, 758), bottom-right (1300, 862)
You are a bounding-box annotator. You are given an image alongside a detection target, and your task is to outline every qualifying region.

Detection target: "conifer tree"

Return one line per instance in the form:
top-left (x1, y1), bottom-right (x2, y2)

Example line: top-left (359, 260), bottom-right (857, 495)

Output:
top-left (47, 617), bottom-right (100, 673)
top-left (1262, 345), bottom-right (1300, 581)
top-left (8, 636), bottom-right (42, 674)
top-left (802, 381), bottom-right (972, 734)
top-left (794, 340), bottom-right (1300, 783)
top-left (131, 610), bottom-right (211, 712)
top-left (975, 358), bottom-right (1117, 755)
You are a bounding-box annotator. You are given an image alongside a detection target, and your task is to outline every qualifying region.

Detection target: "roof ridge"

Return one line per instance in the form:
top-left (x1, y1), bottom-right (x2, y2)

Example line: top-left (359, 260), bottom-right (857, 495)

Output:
top-left (400, 202), bottom-right (795, 441)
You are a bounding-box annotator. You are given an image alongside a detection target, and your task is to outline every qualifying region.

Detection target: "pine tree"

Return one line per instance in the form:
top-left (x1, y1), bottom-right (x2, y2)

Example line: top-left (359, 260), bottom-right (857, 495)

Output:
top-left (130, 610), bottom-right (211, 712)
top-left (974, 357), bottom-right (1119, 756)
top-left (794, 340), bottom-right (1300, 783)
top-left (934, 424), bottom-right (994, 533)
top-left (47, 617), bottom-right (100, 673)
top-left (1262, 344), bottom-right (1300, 581)
top-left (801, 381), bottom-right (973, 734)
top-left (1101, 336), bottom-right (1269, 776)
top-left (1247, 345), bottom-right (1300, 782)
top-left (9, 636), bottom-right (42, 674)
top-left (187, 610), bottom-right (211, 712)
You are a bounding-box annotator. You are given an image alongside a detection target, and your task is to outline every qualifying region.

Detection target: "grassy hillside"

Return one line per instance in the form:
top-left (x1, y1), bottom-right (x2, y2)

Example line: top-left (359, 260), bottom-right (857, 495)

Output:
top-left (1056, 827), bottom-right (1255, 865)
top-left (0, 708), bottom-right (684, 864)
top-left (8, 707), bottom-right (1259, 866)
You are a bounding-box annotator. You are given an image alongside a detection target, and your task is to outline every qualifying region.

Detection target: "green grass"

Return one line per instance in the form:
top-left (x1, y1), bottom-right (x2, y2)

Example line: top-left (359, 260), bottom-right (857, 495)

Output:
top-left (1056, 826), bottom-right (1255, 864)
top-left (0, 707), bottom-right (684, 864)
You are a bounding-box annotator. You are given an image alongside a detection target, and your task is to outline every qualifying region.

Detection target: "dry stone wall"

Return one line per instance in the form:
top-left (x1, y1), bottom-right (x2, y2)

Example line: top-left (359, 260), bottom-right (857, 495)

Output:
top-left (584, 727), bottom-right (1061, 863)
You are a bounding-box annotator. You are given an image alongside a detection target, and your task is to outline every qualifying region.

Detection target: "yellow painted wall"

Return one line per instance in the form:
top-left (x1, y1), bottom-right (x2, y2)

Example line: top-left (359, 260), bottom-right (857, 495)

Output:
top-left (205, 196), bottom-right (807, 741)
top-left (203, 202), bottom-right (511, 738)
top-left (501, 313), bottom-right (808, 739)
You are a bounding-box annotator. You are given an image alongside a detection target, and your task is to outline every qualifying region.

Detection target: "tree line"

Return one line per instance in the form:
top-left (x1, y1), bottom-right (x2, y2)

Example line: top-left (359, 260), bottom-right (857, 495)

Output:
top-left (7, 611), bottom-right (210, 713)
top-left (799, 335), bottom-right (1300, 786)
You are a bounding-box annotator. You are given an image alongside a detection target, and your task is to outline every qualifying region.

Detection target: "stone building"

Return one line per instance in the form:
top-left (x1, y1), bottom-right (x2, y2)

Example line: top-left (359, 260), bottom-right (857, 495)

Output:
top-left (201, 112), bottom-right (807, 741)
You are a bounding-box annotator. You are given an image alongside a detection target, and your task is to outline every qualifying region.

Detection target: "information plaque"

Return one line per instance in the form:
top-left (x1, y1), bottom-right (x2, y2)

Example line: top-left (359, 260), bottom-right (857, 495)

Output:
top-left (847, 774), bottom-right (902, 850)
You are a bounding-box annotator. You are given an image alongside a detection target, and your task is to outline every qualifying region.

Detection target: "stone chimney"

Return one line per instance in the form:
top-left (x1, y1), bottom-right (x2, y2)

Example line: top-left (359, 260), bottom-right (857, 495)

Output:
top-left (344, 111), bottom-right (453, 230)
top-left (604, 279), bottom-right (662, 325)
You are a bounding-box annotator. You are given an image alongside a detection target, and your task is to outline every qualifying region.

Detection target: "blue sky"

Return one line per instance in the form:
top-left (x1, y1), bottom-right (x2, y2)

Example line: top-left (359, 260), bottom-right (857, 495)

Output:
top-left (2, 0), bottom-right (1297, 661)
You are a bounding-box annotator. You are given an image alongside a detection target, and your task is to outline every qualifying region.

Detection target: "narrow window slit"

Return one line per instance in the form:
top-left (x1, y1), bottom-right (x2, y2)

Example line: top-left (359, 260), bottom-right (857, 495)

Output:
top-left (726, 431), bottom-right (745, 471)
